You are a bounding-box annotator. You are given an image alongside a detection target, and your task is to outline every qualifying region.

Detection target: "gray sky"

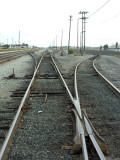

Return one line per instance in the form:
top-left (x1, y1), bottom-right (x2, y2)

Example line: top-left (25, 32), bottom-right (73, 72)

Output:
top-left (0, 0), bottom-right (120, 47)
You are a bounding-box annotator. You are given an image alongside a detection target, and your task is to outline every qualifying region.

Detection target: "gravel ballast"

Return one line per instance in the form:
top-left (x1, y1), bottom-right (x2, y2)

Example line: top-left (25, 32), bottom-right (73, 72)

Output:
top-left (95, 55), bottom-right (120, 90)
top-left (0, 50), bottom-right (120, 159)
top-left (0, 54), bottom-right (34, 101)
top-left (7, 53), bottom-right (80, 160)
top-left (77, 56), bottom-right (120, 159)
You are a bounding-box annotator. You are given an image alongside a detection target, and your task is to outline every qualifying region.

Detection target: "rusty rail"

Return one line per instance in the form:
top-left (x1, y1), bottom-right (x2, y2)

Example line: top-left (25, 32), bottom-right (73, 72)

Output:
top-left (0, 52), bottom-right (28, 64)
top-left (0, 52), bottom-right (45, 160)
top-left (0, 49), bottom-right (38, 64)
top-left (51, 54), bottom-right (89, 159)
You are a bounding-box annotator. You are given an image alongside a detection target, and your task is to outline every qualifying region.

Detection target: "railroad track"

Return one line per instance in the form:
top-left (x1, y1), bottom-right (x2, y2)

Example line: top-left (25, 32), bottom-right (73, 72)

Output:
top-left (94, 55), bottom-right (120, 96)
top-left (0, 51), bottom-right (119, 159)
top-left (0, 49), bottom-right (37, 64)
top-left (77, 56), bottom-right (120, 159)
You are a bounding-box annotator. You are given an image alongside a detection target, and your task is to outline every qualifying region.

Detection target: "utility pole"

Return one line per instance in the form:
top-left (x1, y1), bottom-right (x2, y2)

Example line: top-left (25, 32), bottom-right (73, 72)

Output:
top-left (53, 39), bottom-right (55, 48)
top-left (68, 15), bottom-right (72, 54)
top-left (56, 35), bottom-right (57, 50)
top-left (79, 12), bottom-right (84, 54)
top-left (61, 29), bottom-right (63, 49)
top-left (80, 32), bottom-right (82, 53)
top-left (12, 37), bottom-right (13, 48)
top-left (83, 12), bottom-right (88, 53)
top-left (77, 18), bottom-right (80, 54)
top-left (79, 11), bottom-right (88, 55)
top-left (18, 30), bottom-right (20, 46)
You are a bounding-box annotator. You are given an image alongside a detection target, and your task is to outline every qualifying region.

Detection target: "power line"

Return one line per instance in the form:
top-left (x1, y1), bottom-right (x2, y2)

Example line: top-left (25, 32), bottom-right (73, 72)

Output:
top-left (98, 12), bottom-right (120, 24)
top-left (89, 12), bottom-right (120, 26)
top-left (89, 0), bottom-right (111, 18)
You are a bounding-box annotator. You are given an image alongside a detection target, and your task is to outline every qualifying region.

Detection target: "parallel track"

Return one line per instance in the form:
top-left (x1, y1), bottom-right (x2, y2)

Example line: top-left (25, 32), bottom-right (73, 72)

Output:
top-left (0, 49), bottom-right (37, 64)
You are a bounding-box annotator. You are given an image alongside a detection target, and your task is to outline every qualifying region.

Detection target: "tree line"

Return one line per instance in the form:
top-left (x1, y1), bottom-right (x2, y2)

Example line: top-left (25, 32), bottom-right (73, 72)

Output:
top-left (100, 42), bottom-right (119, 51)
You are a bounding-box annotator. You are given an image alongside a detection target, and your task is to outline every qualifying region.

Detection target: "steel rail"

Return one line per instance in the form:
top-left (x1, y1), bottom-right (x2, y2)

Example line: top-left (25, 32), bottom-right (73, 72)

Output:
top-left (0, 52), bottom-right (107, 159)
top-left (93, 56), bottom-right (120, 97)
top-left (0, 52), bottom-right (46, 160)
top-left (0, 52), bottom-right (29, 64)
top-left (83, 110), bottom-right (107, 154)
top-left (0, 52), bottom-right (27, 59)
top-left (28, 52), bottom-right (38, 69)
top-left (51, 53), bottom-right (107, 159)
top-left (50, 53), bottom-right (89, 160)
top-left (84, 116), bottom-right (106, 160)
top-left (72, 109), bottom-right (88, 160)
top-left (51, 53), bottom-right (85, 119)
top-left (74, 57), bottom-right (106, 159)
top-left (0, 50), bottom-right (24, 55)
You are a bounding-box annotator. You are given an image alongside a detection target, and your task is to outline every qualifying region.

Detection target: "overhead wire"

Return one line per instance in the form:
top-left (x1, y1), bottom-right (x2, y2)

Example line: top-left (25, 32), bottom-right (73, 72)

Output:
top-left (98, 12), bottom-right (120, 24)
top-left (89, 12), bottom-right (120, 26)
top-left (88, 0), bottom-right (120, 25)
top-left (88, 0), bottom-right (111, 18)
top-left (87, 0), bottom-right (120, 45)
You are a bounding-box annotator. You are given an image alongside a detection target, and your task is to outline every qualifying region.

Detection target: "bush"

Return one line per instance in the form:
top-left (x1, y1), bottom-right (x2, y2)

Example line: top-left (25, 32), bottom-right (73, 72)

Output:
top-left (69, 48), bottom-right (74, 54)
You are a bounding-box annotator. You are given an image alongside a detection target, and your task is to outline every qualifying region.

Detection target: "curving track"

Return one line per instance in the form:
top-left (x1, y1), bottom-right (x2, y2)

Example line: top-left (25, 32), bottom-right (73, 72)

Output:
top-left (77, 56), bottom-right (120, 159)
top-left (0, 50), bottom-right (119, 159)
top-left (94, 55), bottom-right (120, 95)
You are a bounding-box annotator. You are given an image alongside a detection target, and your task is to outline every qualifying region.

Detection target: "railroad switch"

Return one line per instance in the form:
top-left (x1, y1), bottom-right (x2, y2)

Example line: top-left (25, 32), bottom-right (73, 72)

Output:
top-left (8, 68), bottom-right (15, 79)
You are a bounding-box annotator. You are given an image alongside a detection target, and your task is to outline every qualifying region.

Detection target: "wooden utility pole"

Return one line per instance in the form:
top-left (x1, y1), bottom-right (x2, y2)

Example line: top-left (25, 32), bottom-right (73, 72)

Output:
top-left (83, 12), bottom-right (88, 53)
top-left (79, 11), bottom-right (88, 55)
top-left (68, 15), bottom-right (72, 54)
top-left (77, 18), bottom-right (80, 54)
top-left (56, 35), bottom-right (57, 50)
top-left (61, 29), bottom-right (63, 48)
top-left (18, 30), bottom-right (20, 45)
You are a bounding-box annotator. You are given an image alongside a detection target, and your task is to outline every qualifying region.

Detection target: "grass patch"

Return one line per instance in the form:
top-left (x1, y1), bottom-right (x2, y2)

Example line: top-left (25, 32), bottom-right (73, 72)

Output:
top-left (115, 55), bottom-right (120, 58)
top-left (73, 53), bottom-right (81, 56)
top-left (69, 48), bottom-right (82, 56)
top-left (0, 48), bottom-right (15, 51)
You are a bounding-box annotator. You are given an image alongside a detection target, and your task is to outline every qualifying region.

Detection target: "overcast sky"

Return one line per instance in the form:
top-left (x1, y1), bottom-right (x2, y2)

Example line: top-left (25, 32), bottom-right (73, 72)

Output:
top-left (0, 0), bottom-right (120, 47)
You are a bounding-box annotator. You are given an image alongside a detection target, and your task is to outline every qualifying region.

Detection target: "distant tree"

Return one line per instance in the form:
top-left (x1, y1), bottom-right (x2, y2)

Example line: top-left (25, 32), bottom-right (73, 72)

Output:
top-left (103, 44), bottom-right (108, 50)
top-left (22, 43), bottom-right (28, 46)
top-left (1, 44), bottom-right (10, 49)
top-left (115, 42), bottom-right (118, 48)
